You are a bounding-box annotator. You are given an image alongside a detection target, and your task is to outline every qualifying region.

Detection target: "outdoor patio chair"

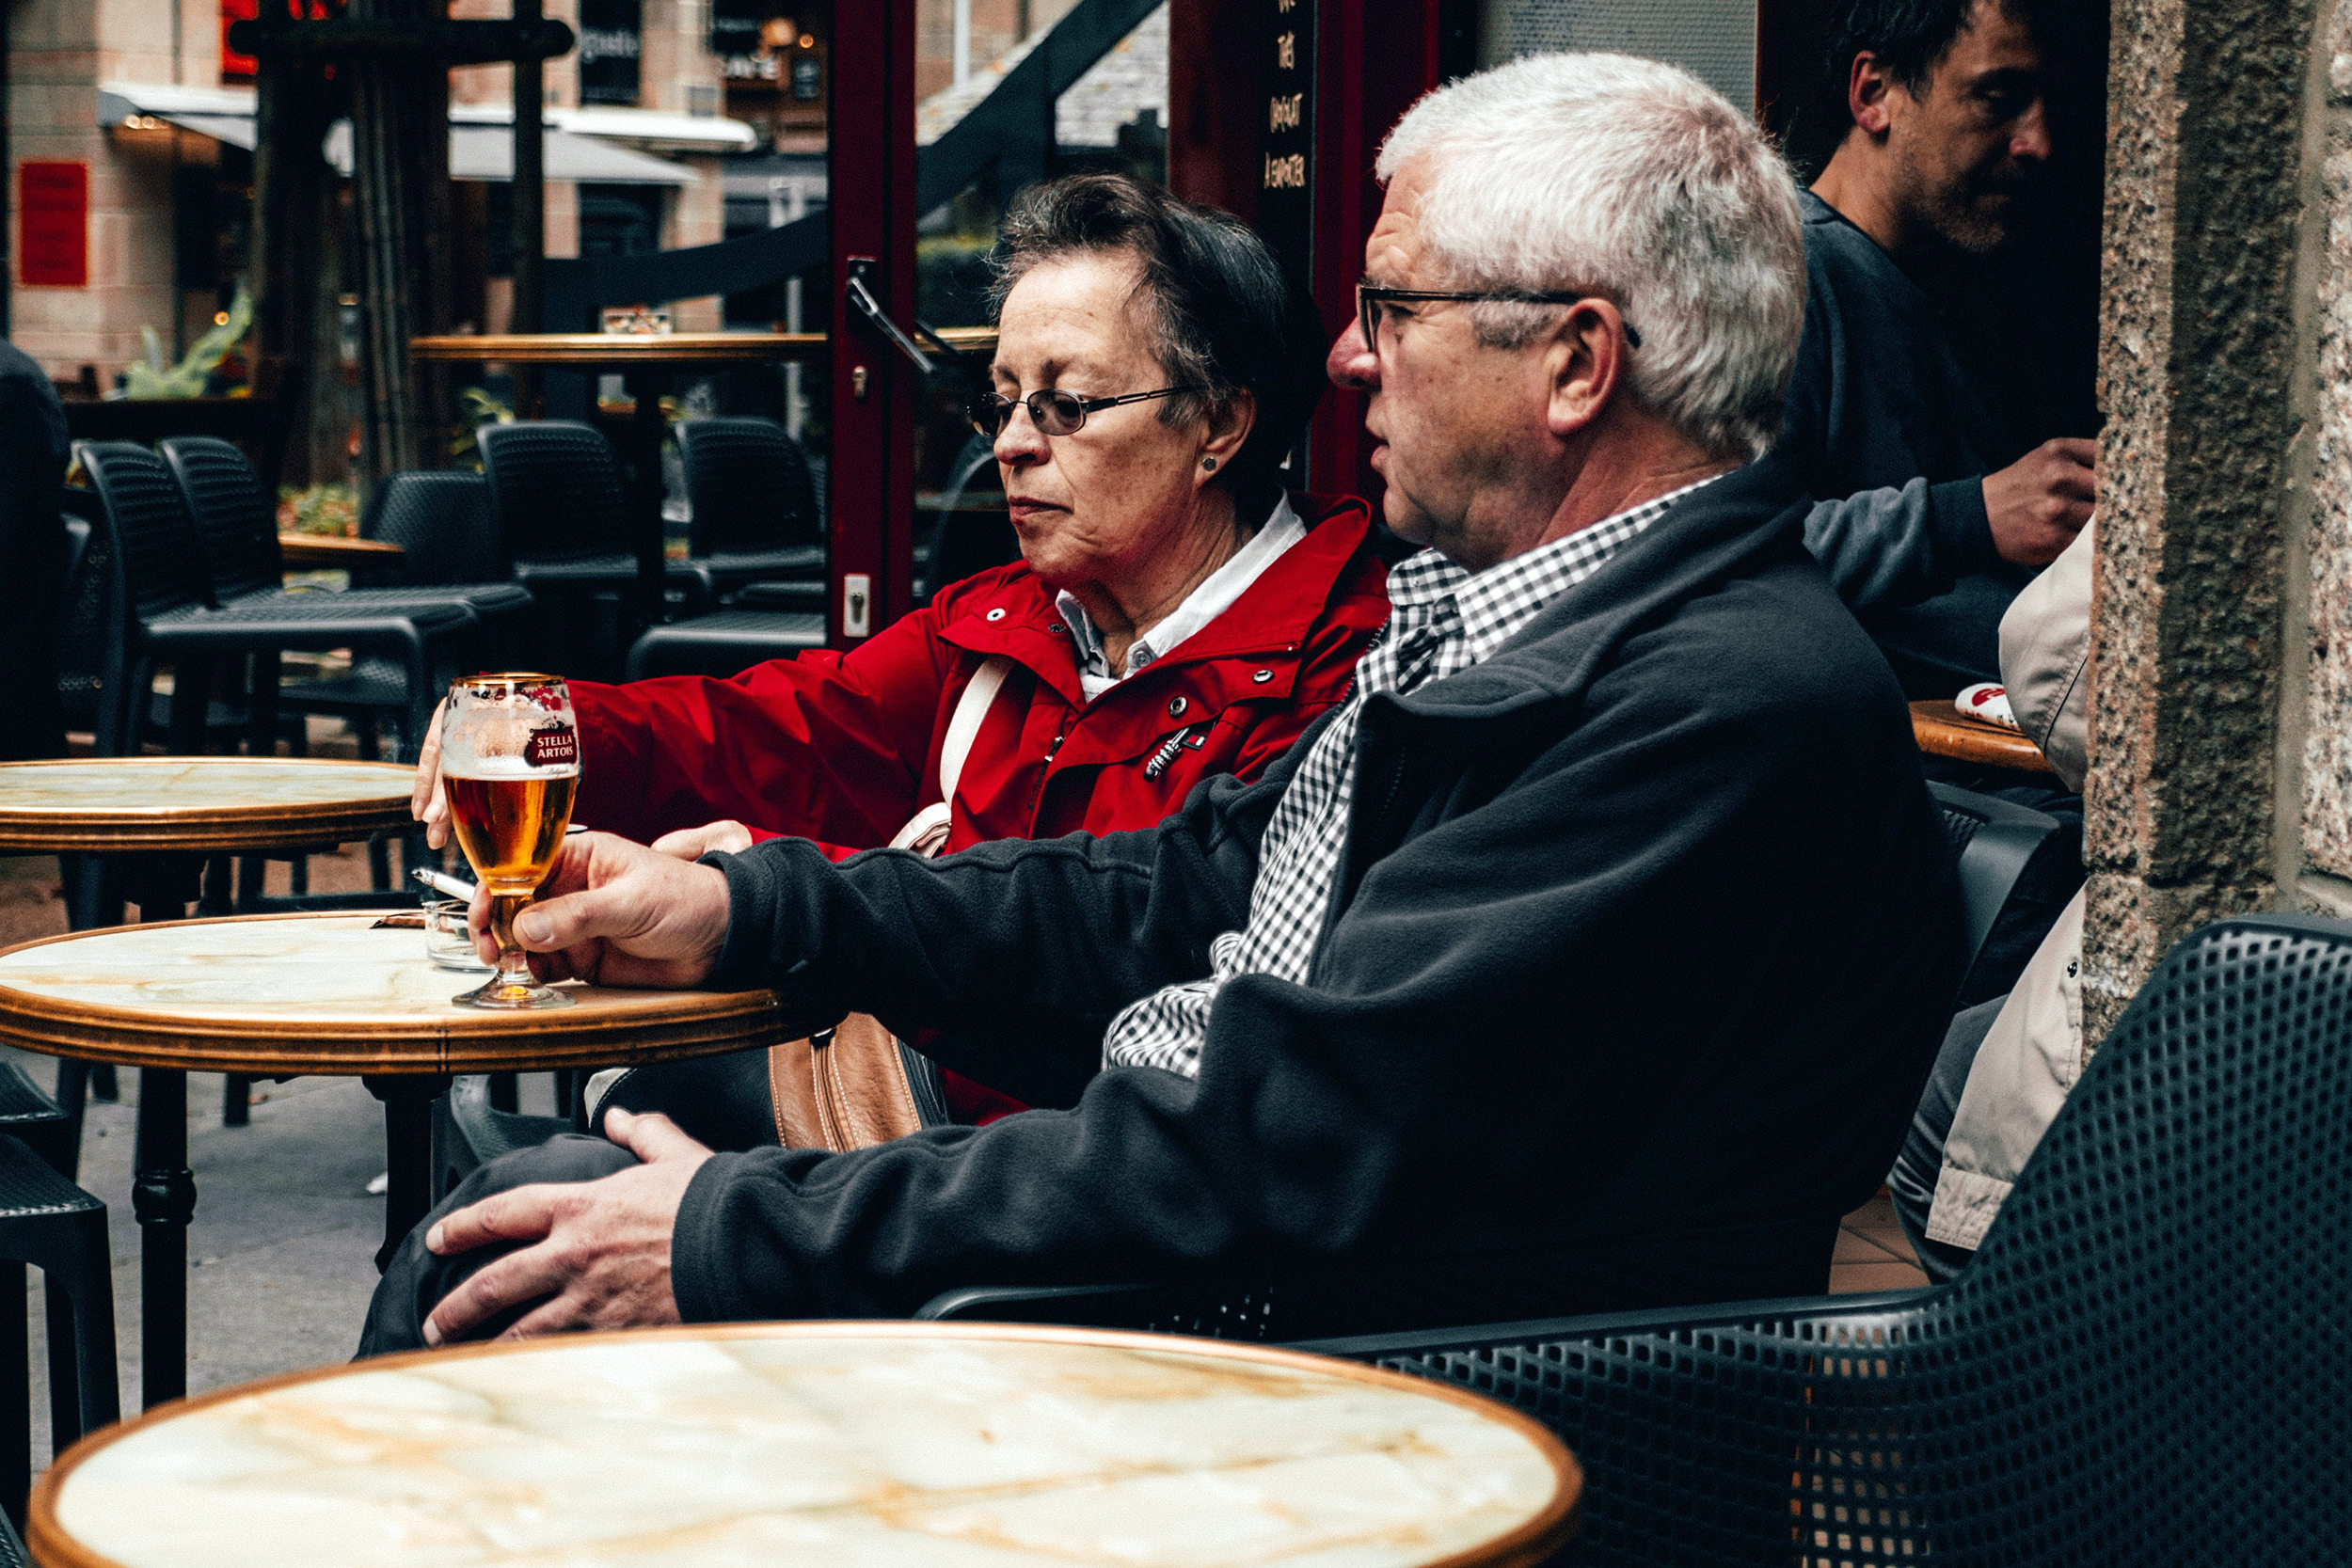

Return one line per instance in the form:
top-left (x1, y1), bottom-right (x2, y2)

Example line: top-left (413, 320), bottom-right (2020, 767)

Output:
top-left (475, 420), bottom-right (714, 615)
top-left (675, 417), bottom-right (825, 603)
top-left (74, 441), bottom-right (472, 757)
top-left (1926, 781), bottom-right (2073, 1005)
top-left (0, 1132), bottom-right (119, 1532)
top-left (620, 610), bottom-right (829, 681)
top-left (1278, 911), bottom-right (2352, 1566)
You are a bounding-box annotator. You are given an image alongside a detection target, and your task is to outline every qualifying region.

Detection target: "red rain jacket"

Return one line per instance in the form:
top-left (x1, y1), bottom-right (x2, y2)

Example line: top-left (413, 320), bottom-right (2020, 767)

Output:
top-left (571, 494), bottom-right (1390, 861)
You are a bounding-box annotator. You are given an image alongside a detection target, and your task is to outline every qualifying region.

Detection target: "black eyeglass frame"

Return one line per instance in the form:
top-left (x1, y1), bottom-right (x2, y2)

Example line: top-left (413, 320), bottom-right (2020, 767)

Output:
top-left (1355, 282), bottom-right (1643, 355)
top-left (967, 385), bottom-right (1204, 440)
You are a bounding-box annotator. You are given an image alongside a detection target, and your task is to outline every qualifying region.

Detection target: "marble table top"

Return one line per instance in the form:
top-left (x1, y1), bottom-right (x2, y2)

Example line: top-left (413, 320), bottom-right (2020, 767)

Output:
top-left (0, 758), bottom-right (418, 853)
top-left (33, 1324), bottom-right (1577, 1568)
top-left (0, 915), bottom-right (784, 1075)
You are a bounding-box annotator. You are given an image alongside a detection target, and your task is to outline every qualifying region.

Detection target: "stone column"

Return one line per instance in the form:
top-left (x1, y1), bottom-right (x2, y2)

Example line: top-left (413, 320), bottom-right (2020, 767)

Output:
top-left (2083, 0), bottom-right (2320, 1038)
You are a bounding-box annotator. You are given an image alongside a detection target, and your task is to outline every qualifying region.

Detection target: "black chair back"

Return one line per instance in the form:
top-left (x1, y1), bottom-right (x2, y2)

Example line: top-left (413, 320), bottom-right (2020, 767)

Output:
top-left (1308, 913), bottom-right (2352, 1566)
top-left (1928, 782), bottom-right (2070, 997)
top-left (157, 436), bottom-right (283, 604)
top-left (72, 442), bottom-right (208, 626)
top-left (675, 417), bottom-right (821, 556)
top-left (361, 471), bottom-right (506, 585)
top-left (475, 421), bottom-right (629, 565)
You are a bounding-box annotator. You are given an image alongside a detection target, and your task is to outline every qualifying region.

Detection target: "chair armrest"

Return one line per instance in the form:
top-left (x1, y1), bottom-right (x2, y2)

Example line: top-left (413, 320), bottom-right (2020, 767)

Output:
top-left (914, 1283), bottom-right (1160, 1326)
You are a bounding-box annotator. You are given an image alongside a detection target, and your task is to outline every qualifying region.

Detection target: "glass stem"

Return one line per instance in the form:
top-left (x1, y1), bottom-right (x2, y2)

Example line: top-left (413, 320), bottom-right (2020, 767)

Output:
top-left (488, 893), bottom-right (532, 989)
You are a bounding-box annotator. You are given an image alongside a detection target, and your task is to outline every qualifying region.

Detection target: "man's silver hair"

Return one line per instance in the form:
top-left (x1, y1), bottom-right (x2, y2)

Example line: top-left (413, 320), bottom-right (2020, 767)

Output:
top-left (1377, 52), bottom-right (1804, 462)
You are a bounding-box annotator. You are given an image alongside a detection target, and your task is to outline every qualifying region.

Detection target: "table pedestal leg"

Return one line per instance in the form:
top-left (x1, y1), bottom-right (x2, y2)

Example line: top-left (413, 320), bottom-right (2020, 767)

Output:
top-left (623, 367), bottom-right (671, 646)
top-left (365, 1076), bottom-right (447, 1272)
top-left (132, 1069), bottom-right (193, 1410)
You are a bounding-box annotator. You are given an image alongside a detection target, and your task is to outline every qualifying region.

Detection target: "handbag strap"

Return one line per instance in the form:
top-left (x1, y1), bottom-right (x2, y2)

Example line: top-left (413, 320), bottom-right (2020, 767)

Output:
top-left (888, 655), bottom-right (1010, 855)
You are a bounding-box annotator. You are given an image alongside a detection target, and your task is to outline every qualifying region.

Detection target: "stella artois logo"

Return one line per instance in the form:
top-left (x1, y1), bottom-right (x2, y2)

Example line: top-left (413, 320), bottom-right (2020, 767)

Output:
top-left (527, 727), bottom-right (580, 768)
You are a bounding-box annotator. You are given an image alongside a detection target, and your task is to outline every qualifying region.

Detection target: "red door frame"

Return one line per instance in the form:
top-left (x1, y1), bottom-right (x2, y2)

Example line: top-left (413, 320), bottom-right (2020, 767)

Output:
top-left (825, 0), bottom-right (919, 648)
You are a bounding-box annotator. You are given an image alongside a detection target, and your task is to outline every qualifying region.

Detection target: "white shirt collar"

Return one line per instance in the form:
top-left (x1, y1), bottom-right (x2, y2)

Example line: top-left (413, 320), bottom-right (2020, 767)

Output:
top-left (1057, 494), bottom-right (1309, 702)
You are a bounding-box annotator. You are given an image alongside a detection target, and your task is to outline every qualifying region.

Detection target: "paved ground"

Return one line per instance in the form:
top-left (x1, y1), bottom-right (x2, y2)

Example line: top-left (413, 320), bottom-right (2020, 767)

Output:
top-left (0, 729), bottom-right (1925, 1472)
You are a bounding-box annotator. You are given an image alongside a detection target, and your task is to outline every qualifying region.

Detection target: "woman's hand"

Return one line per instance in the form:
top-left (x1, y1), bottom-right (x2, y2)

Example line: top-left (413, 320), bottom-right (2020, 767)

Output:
top-left (410, 697), bottom-right (452, 848)
top-left (468, 831), bottom-right (731, 989)
top-left (650, 820), bottom-right (755, 859)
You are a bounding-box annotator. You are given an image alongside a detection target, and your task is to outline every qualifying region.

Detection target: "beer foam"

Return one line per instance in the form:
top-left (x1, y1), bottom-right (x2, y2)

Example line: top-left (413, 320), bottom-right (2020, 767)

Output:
top-left (444, 757), bottom-right (580, 780)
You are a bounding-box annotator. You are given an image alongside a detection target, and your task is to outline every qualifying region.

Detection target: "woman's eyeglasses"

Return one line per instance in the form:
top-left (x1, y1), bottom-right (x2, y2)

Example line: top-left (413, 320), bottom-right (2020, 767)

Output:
top-left (968, 385), bottom-right (1201, 439)
top-left (1356, 282), bottom-right (1643, 355)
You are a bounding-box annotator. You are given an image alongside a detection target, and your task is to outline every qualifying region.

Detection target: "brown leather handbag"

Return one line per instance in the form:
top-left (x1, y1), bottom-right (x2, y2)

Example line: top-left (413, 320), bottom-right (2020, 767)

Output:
top-left (760, 657), bottom-right (1011, 1151)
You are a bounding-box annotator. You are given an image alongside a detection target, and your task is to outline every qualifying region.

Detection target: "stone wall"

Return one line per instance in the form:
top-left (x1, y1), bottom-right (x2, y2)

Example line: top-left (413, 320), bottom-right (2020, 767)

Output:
top-left (2085, 0), bottom-right (2352, 1037)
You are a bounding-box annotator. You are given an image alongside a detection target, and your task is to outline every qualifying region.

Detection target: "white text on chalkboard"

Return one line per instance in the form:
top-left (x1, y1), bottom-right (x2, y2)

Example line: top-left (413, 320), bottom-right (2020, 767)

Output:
top-left (1275, 30), bottom-right (1295, 70)
top-left (1263, 152), bottom-right (1308, 190)
top-left (1270, 93), bottom-right (1304, 132)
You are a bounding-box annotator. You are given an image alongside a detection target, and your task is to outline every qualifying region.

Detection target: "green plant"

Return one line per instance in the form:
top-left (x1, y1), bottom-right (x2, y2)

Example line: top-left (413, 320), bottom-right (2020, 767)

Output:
top-left (450, 386), bottom-right (516, 469)
top-left (277, 483), bottom-right (359, 537)
top-left (125, 285), bottom-right (253, 399)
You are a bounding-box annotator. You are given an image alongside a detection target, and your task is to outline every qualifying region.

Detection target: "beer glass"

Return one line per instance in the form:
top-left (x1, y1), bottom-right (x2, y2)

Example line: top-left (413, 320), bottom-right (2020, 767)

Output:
top-left (438, 673), bottom-right (580, 1009)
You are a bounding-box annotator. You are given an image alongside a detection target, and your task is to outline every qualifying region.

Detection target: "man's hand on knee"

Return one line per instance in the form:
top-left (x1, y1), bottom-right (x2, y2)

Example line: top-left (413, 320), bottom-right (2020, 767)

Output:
top-left (421, 1110), bottom-right (715, 1345)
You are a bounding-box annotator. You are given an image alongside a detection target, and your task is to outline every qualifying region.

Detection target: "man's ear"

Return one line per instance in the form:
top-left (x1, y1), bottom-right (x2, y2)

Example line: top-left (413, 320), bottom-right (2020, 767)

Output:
top-left (1193, 388), bottom-right (1257, 489)
top-left (1545, 302), bottom-right (1629, 441)
top-left (1848, 50), bottom-right (1896, 137)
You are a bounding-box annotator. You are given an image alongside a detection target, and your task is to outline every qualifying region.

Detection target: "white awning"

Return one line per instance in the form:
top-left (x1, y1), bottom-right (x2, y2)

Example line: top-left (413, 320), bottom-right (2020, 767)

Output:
top-left (97, 80), bottom-right (743, 173)
top-left (450, 101), bottom-right (755, 153)
top-left (97, 82), bottom-right (259, 148)
top-left (323, 119), bottom-right (698, 185)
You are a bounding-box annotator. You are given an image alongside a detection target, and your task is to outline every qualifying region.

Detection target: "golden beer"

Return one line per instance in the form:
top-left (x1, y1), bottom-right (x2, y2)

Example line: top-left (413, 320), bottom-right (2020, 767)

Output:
top-left (445, 769), bottom-right (579, 894)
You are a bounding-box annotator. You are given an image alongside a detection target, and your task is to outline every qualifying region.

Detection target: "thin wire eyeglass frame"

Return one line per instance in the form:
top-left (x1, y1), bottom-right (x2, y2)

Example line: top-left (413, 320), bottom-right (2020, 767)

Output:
top-left (1355, 281), bottom-right (1644, 356)
top-left (966, 385), bottom-right (1205, 439)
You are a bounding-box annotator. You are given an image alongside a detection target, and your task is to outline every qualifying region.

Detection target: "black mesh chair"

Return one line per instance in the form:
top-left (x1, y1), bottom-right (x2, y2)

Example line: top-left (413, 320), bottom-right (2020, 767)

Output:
top-left (675, 417), bottom-right (825, 602)
top-left (74, 441), bottom-right (473, 756)
top-left (0, 1133), bottom-right (118, 1531)
top-left (360, 471), bottom-right (506, 587)
top-left (1283, 912), bottom-right (2352, 1567)
top-left (621, 610), bottom-right (828, 681)
top-left (1926, 782), bottom-right (2071, 999)
top-left (475, 420), bottom-right (712, 609)
top-left (157, 437), bottom-right (531, 624)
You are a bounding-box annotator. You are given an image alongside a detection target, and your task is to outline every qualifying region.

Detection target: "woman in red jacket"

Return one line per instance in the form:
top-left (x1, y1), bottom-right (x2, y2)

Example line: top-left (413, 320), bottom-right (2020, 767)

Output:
top-left (413, 175), bottom-right (1391, 1122)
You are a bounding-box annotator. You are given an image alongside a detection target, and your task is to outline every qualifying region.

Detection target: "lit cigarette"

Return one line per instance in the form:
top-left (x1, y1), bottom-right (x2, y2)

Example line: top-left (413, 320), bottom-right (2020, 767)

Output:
top-left (411, 866), bottom-right (479, 901)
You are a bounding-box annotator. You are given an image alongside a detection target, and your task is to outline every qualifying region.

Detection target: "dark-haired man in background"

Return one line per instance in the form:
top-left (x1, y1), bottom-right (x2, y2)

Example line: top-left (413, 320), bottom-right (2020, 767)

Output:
top-left (1788, 0), bottom-right (2099, 700)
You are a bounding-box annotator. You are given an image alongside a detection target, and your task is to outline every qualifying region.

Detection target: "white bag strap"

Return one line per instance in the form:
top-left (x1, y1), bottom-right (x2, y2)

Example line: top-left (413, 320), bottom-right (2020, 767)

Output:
top-left (888, 656), bottom-right (1011, 856)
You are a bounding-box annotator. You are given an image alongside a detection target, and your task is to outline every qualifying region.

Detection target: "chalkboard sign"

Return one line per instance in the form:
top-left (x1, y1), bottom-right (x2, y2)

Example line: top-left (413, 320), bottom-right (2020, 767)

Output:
top-left (1257, 0), bottom-right (1314, 293)
top-left (579, 0), bottom-right (643, 106)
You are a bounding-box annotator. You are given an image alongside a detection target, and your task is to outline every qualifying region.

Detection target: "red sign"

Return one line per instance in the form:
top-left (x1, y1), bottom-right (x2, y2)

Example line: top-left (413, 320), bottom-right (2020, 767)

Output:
top-left (220, 0), bottom-right (261, 79)
top-left (18, 162), bottom-right (87, 289)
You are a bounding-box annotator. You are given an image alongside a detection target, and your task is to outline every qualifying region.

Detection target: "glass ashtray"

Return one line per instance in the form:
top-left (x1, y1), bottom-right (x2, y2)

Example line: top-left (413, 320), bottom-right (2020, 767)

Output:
top-left (423, 899), bottom-right (492, 973)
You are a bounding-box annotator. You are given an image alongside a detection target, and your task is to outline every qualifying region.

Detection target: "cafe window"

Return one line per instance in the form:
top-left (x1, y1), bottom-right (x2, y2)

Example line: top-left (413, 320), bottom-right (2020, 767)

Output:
top-left (1475, 0), bottom-right (1758, 113)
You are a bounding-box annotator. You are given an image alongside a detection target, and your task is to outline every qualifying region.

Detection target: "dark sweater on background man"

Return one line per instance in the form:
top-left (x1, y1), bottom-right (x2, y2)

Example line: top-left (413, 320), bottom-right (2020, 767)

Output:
top-left (660, 452), bottom-right (1963, 1338)
top-left (1784, 191), bottom-right (2030, 699)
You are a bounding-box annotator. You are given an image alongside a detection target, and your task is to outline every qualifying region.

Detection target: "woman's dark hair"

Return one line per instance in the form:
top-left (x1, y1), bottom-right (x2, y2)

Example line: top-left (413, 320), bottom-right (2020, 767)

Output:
top-left (990, 173), bottom-right (1327, 504)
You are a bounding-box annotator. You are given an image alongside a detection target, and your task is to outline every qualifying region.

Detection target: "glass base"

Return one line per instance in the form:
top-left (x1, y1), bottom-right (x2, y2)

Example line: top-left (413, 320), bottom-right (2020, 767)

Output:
top-left (452, 975), bottom-right (573, 1010)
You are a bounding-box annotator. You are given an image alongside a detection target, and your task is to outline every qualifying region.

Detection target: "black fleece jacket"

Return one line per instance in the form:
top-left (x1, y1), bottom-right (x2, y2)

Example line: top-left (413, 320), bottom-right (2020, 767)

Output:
top-left (672, 452), bottom-right (1963, 1336)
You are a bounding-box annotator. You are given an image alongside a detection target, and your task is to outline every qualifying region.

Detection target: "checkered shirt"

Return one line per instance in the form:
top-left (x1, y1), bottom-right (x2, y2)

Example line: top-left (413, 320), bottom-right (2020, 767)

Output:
top-left (1101, 478), bottom-right (1717, 1078)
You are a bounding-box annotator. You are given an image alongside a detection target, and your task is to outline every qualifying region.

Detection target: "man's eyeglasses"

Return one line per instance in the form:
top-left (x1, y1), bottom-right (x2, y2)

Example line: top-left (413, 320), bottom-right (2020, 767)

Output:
top-left (967, 386), bottom-right (1201, 439)
top-left (1355, 282), bottom-right (1643, 355)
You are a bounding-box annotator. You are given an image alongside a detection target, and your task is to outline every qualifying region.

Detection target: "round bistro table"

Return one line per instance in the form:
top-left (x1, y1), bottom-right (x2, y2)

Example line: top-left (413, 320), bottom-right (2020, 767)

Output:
top-left (30, 1322), bottom-right (1581, 1568)
top-left (0, 757), bottom-right (426, 1410)
top-left (0, 911), bottom-right (783, 1412)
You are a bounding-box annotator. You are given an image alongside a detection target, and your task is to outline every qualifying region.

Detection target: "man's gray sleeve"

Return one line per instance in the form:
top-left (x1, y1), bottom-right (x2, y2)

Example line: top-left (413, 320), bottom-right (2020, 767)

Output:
top-left (1803, 475), bottom-right (1998, 612)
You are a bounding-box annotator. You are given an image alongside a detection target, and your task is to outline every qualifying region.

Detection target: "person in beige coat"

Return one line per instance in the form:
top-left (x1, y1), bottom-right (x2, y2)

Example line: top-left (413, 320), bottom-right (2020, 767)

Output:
top-left (1889, 518), bottom-right (2090, 1273)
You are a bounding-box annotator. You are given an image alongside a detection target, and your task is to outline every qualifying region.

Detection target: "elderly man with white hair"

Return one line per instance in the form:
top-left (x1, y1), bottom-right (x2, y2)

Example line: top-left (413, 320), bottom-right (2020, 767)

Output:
top-left (362, 52), bottom-right (1961, 1352)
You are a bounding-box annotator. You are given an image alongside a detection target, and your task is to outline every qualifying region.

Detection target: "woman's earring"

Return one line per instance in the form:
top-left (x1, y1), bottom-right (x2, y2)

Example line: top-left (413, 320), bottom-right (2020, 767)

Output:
top-left (1200, 456), bottom-right (1217, 471)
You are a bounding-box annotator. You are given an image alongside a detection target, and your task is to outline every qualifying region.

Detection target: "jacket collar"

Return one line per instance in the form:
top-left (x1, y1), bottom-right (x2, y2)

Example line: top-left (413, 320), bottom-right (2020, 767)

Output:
top-left (937, 494), bottom-right (1375, 705)
top-left (1375, 451), bottom-right (1814, 722)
